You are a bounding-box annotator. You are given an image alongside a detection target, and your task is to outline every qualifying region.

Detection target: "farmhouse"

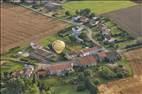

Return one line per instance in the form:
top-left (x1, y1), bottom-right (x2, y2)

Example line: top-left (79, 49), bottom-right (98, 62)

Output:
top-left (78, 56), bottom-right (97, 67)
top-left (47, 63), bottom-right (74, 76)
top-left (36, 55), bottom-right (97, 76)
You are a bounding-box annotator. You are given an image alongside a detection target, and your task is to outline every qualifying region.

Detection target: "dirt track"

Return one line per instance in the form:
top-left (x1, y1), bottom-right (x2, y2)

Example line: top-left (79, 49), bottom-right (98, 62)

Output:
top-left (104, 5), bottom-right (142, 39)
top-left (0, 3), bottom-right (68, 54)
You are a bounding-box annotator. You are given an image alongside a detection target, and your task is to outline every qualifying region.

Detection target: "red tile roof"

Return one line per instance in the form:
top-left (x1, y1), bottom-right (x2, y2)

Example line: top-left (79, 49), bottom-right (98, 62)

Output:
top-left (47, 63), bottom-right (73, 74)
top-left (79, 56), bottom-right (97, 65)
top-left (98, 51), bottom-right (108, 58)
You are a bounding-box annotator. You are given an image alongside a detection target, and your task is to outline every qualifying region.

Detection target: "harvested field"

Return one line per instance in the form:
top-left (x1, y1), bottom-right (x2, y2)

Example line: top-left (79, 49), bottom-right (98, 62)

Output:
top-left (104, 5), bottom-right (142, 40)
top-left (124, 48), bottom-right (142, 76)
top-left (98, 48), bottom-right (142, 94)
top-left (0, 3), bottom-right (69, 54)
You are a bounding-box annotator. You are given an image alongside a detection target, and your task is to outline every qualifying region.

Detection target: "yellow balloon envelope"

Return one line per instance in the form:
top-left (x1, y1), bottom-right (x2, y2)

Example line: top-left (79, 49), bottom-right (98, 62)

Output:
top-left (52, 40), bottom-right (65, 54)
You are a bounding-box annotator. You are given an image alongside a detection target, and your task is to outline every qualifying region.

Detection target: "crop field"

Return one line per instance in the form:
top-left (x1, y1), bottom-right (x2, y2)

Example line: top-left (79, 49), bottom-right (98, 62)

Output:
top-left (63, 1), bottom-right (136, 15)
top-left (104, 5), bottom-right (142, 40)
top-left (98, 48), bottom-right (142, 94)
top-left (1, 3), bottom-right (68, 54)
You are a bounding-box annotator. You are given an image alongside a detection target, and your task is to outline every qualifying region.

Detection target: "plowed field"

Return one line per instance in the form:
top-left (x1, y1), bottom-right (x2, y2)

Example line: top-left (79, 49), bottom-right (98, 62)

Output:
top-left (104, 5), bottom-right (142, 39)
top-left (0, 3), bottom-right (68, 54)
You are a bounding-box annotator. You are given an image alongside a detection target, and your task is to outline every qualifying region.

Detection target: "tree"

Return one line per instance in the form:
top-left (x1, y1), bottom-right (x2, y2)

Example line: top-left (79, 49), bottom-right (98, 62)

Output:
top-left (65, 11), bottom-right (71, 16)
top-left (93, 79), bottom-right (100, 85)
top-left (89, 13), bottom-right (95, 18)
top-left (75, 9), bottom-right (80, 15)
top-left (2, 78), bottom-right (25, 94)
top-left (25, 84), bottom-right (40, 94)
top-left (84, 69), bottom-right (93, 77)
top-left (114, 66), bottom-right (129, 78)
top-left (99, 66), bottom-right (116, 80)
top-left (77, 84), bottom-right (86, 92)
top-left (78, 72), bottom-right (85, 81)
top-left (85, 78), bottom-right (98, 94)
top-left (1, 72), bottom-right (4, 80)
top-left (80, 8), bottom-right (91, 17)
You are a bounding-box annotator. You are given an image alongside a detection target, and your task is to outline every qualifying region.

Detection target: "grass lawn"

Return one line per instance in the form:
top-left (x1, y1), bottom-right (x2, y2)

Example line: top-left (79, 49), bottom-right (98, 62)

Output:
top-left (40, 77), bottom-right (63, 87)
top-left (39, 34), bottom-right (83, 52)
top-left (40, 77), bottom-right (89, 94)
top-left (63, 1), bottom-right (136, 14)
top-left (53, 85), bottom-right (90, 94)
top-left (1, 60), bottom-right (23, 73)
top-left (115, 40), bottom-right (136, 49)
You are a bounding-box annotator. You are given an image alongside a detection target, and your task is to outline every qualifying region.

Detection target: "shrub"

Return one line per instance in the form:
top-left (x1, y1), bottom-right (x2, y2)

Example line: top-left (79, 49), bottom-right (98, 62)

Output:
top-left (77, 84), bottom-right (86, 92)
top-left (99, 66), bottom-right (116, 80)
top-left (93, 79), bottom-right (100, 85)
top-left (84, 69), bottom-right (92, 77)
top-left (65, 11), bottom-right (71, 16)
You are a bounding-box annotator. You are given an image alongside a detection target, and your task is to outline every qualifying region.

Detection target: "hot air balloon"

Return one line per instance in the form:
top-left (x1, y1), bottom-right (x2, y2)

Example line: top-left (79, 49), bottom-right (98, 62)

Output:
top-left (52, 40), bottom-right (65, 54)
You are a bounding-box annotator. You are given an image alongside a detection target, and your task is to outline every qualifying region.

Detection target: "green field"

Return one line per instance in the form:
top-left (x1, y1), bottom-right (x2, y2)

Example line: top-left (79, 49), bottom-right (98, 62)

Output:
top-left (53, 85), bottom-right (90, 94)
top-left (63, 1), bottom-right (136, 14)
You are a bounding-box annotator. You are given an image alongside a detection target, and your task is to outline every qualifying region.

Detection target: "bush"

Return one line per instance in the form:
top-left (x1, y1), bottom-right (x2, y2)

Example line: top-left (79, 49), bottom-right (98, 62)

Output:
top-left (85, 78), bottom-right (98, 94)
top-left (93, 79), bottom-right (100, 85)
top-left (78, 73), bottom-right (85, 81)
top-left (114, 67), bottom-right (129, 78)
top-left (84, 69), bottom-right (92, 77)
top-left (69, 35), bottom-right (77, 41)
top-left (65, 11), bottom-right (71, 16)
top-left (80, 8), bottom-right (91, 17)
top-left (77, 84), bottom-right (86, 92)
top-left (99, 66), bottom-right (116, 80)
